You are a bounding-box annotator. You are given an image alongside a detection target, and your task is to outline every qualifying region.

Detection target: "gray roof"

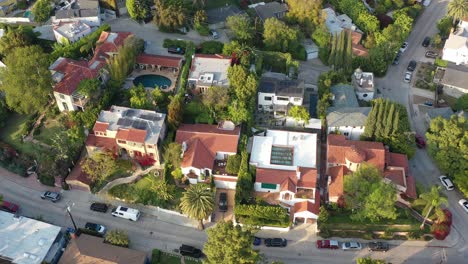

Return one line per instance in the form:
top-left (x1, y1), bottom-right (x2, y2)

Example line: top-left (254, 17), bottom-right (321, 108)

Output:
top-left (258, 76), bottom-right (304, 97)
top-left (75, 0), bottom-right (98, 9)
top-left (254, 2), bottom-right (288, 22)
top-left (55, 0), bottom-right (98, 19)
top-left (441, 64), bottom-right (468, 90)
top-left (426, 107), bottom-right (454, 120)
top-left (330, 84), bottom-right (359, 108)
top-left (206, 5), bottom-right (244, 24)
top-left (327, 107), bottom-right (371, 127)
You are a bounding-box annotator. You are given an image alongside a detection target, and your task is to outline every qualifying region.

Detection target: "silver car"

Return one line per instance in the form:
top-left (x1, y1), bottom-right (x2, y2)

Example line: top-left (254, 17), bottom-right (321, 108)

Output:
top-left (439, 175), bottom-right (454, 190)
top-left (342, 241), bottom-right (362, 251)
top-left (404, 71), bottom-right (412, 83)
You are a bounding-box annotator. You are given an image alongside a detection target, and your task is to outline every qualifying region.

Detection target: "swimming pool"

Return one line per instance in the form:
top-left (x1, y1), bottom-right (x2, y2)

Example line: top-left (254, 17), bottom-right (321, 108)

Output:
top-left (133, 74), bottom-right (172, 89)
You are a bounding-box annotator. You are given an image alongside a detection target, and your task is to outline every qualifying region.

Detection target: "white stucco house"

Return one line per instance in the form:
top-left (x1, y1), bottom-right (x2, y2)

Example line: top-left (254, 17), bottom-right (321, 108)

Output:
top-left (352, 68), bottom-right (375, 101)
top-left (53, 21), bottom-right (93, 44)
top-left (442, 20), bottom-right (468, 65)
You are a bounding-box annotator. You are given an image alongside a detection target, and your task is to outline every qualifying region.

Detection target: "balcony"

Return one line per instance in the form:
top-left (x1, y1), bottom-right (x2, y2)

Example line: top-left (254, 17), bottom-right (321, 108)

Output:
top-left (295, 188), bottom-right (315, 200)
top-left (72, 93), bottom-right (89, 108)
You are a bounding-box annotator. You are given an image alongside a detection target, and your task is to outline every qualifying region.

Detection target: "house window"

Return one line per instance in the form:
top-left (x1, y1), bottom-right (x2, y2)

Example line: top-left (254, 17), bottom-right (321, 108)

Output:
top-left (59, 94), bottom-right (65, 99)
top-left (264, 96), bottom-right (272, 101)
top-left (118, 140), bottom-right (126, 144)
top-left (276, 97), bottom-right (289, 101)
top-left (293, 97), bottom-right (301, 102)
top-left (147, 145), bottom-right (153, 148)
top-left (344, 132), bottom-right (349, 136)
top-left (363, 94), bottom-right (368, 97)
top-left (261, 183), bottom-right (277, 190)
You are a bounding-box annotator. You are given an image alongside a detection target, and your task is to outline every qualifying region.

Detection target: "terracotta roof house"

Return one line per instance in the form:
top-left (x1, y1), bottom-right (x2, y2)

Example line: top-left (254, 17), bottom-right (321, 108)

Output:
top-left (250, 129), bottom-right (319, 223)
top-left (326, 134), bottom-right (417, 202)
top-left (348, 30), bottom-right (368, 57)
top-left (51, 31), bottom-right (133, 112)
top-left (85, 105), bottom-right (166, 164)
top-left (188, 54), bottom-right (231, 94)
top-left (59, 234), bottom-right (147, 264)
top-left (175, 122), bottom-right (240, 186)
top-left (135, 54), bottom-right (183, 74)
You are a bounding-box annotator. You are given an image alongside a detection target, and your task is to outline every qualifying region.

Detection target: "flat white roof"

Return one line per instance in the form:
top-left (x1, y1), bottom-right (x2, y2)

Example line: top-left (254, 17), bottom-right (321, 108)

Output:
top-left (0, 211), bottom-right (61, 264)
top-left (188, 55), bottom-right (231, 86)
top-left (250, 130), bottom-right (317, 169)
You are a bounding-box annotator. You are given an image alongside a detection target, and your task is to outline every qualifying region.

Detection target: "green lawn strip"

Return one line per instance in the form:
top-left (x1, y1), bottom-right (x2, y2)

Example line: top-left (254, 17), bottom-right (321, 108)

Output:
top-left (91, 159), bottom-right (133, 193)
top-left (0, 114), bottom-right (38, 155)
top-left (34, 118), bottom-right (64, 145)
top-left (160, 252), bottom-right (181, 264)
top-left (326, 222), bottom-right (419, 232)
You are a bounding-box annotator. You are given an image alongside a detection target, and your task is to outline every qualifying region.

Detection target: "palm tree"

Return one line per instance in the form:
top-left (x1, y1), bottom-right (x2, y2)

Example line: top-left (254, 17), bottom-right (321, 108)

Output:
top-left (180, 184), bottom-right (214, 230)
top-left (447, 0), bottom-right (468, 24)
top-left (413, 185), bottom-right (448, 229)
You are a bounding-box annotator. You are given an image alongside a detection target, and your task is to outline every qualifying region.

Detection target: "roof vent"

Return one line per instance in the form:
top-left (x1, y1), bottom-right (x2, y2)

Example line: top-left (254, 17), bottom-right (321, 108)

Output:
top-left (217, 121), bottom-right (235, 131)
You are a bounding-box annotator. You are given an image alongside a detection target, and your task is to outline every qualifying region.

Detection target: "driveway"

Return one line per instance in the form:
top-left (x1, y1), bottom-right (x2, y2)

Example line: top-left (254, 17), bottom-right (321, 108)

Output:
top-left (107, 17), bottom-right (229, 55)
top-left (214, 188), bottom-right (235, 222)
top-left (298, 59), bottom-right (330, 86)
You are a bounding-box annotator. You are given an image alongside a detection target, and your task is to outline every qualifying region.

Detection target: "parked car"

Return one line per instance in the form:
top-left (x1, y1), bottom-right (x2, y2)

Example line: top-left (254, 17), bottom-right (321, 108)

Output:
top-left (0, 200), bottom-right (19, 213)
top-left (219, 192), bottom-right (228, 212)
top-left (407, 60), bottom-right (417, 72)
top-left (265, 238), bottom-right (287, 247)
top-left (40, 191), bottom-right (61, 202)
top-left (167, 46), bottom-right (185, 55)
top-left (368, 242), bottom-right (389, 252)
top-left (342, 241), bottom-right (362, 250)
top-left (415, 134), bottom-right (426, 149)
top-left (423, 100), bottom-right (433, 106)
top-left (179, 244), bottom-right (202, 258)
top-left (400, 42), bottom-right (409, 53)
top-left (425, 51), bottom-right (439, 58)
top-left (422, 36), bottom-right (431, 47)
top-left (253, 237), bottom-right (262, 246)
top-left (111, 206), bottom-right (141, 221)
top-left (316, 240), bottom-right (339, 249)
top-left (209, 30), bottom-right (219, 39)
top-left (85, 222), bottom-right (106, 235)
top-left (439, 175), bottom-right (454, 191)
top-left (458, 199), bottom-right (468, 213)
top-left (90, 202), bottom-right (109, 213)
top-left (393, 52), bottom-right (401, 65)
top-left (404, 71), bottom-right (412, 83)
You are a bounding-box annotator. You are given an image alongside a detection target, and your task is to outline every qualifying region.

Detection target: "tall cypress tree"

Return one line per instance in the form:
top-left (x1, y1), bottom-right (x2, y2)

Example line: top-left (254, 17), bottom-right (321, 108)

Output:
top-left (344, 30), bottom-right (353, 74)
top-left (379, 100), bottom-right (390, 139)
top-left (392, 110), bottom-right (400, 135)
top-left (384, 103), bottom-right (395, 137)
top-left (374, 99), bottom-right (385, 140)
top-left (363, 100), bottom-right (379, 138)
top-left (328, 33), bottom-right (337, 67)
top-left (335, 31), bottom-right (346, 69)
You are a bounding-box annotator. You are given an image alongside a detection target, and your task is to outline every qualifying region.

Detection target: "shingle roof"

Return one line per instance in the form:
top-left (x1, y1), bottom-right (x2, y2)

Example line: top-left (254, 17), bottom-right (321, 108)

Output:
top-left (441, 66), bottom-right (468, 90)
top-left (327, 107), bottom-right (371, 127)
top-left (206, 5), bottom-right (244, 24)
top-left (426, 107), bottom-right (454, 120)
top-left (254, 2), bottom-right (288, 22)
top-left (330, 84), bottom-right (359, 108)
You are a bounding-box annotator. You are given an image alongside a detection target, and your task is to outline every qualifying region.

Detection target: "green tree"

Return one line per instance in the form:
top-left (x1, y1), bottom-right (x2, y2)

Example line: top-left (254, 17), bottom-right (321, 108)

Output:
top-left (393, 11), bottom-right (414, 38)
top-left (344, 163), bottom-right (397, 222)
top-left (235, 151), bottom-right (253, 204)
top-left (32, 0), bottom-right (53, 23)
top-left (288, 105), bottom-right (310, 124)
top-left (437, 16), bottom-right (453, 37)
top-left (154, 0), bottom-right (186, 32)
top-left (318, 206), bottom-right (329, 223)
top-left (163, 142), bottom-right (182, 169)
top-left (286, 0), bottom-right (321, 33)
top-left (104, 229), bottom-right (129, 247)
top-left (77, 78), bottom-right (101, 97)
top-left (263, 18), bottom-right (301, 53)
top-left (312, 25), bottom-right (331, 48)
top-left (426, 115), bottom-right (468, 195)
top-left (455, 93), bottom-right (468, 111)
top-left (204, 221), bottom-right (260, 264)
top-left (357, 12), bottom-right (380, 33)
top-left (0, 25), bottom-right (38, 55)
top-left (151, 88), bottom-right (167, 107)
top-left (356, 257), bottom-right (386, 264)
top-left (167, 93), bottom-right (184, 128)
top-left (225, 154), bottom-right (241, 175)
top-left (0, 98), bottom-right (8, 128)
top-left (226, 15), bottom-right (255, 42)
top-left (413, 186), bottom-right (448, 229)
top-left (194, 10), bottom-right (207, 26)
top-left (447, 0), bottom-right (468, 23)
top-left (180, 184), bottom-right (214, 230)
top-left (129, 84), bottom-right (152, 109)
top-left (202, 86), bottom-right (229, 119)
top-left (0, 46), bottom-right (52, 114)
top-left (227, 64), bottom-right (248, 92)
top-left (126, 0), bottom-right (149, 21)
top-left (107, 36), bottom-right (143, 84)
top-left (81, 152), bottom-right (116, 183)
top-left (149, 177), bottom-right (175, 201)
top-left (228, 100), bottom-right (250, 124)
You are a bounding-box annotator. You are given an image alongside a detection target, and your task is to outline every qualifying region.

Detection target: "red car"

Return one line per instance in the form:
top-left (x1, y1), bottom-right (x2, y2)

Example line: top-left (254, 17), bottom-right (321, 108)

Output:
top-left (415, 134), bottom-right (426, 148)
top-left (316, 240), bottom-right (339, 249)
top-left (1, 201), bottom-right (19, 213)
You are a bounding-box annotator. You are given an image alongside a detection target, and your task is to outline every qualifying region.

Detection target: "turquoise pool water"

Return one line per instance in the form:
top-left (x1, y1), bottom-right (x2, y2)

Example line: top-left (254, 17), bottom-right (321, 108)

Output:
top-left (133, 74), bottom-right (172, 89)
top-left (24, 11), bottom-right (31, 18)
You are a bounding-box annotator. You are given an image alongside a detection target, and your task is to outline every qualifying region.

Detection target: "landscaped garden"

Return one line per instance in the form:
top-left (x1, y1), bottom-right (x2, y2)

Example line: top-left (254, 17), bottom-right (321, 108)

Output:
top-left (90, 158), bottom-right (134, 193)
top-left (151, 249), bottom-right (201, 264)
top-left (414, 62), bottom-right (437, 91)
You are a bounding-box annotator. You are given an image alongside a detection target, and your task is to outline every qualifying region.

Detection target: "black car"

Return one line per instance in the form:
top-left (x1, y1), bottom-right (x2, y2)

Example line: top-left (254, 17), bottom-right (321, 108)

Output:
top-left (90, 202), bottom-right (109, 213)
top-left (425, 51), bottom-right (439, 58)
top-left (368, 242), bottom-right (389, 252)
top-left (168, 46), bottom-right (185, 55)
top-left (219, 192), bottom-right (228, 212)
top-left (265, 238), bottom-right (287, 247)
top-left (179, 244), bottom-right (202, 258)
top-left (422, 37), bottom-right (431, 47)
top-left (392, 52), bottom-right (401, 65)
top-left (407, 60), bottom-right (417, 72)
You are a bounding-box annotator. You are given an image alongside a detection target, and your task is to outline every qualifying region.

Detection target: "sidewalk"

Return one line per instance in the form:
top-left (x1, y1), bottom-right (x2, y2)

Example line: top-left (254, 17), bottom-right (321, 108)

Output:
top-left (0, 166), bottom-right (60, 192)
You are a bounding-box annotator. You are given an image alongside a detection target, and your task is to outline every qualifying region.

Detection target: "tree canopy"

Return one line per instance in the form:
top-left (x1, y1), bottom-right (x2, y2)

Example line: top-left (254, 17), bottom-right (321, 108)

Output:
top-left (0, 45), bottom-right (52, 114)
top-left (263, 18), bottom-right (301, 53)
top-left (126, 0), bottom-right (149, 21)
top-left (202, 86), bottom-right (229, 120)
top-left (455, 94), bottom-right (468, 111)
top-left (447, 0), bottom-right (468, 22)
top-left (203, 221), bottom-right (260, 264)
top-left (288, 105), bottom-right (310, 124)
top-left (129, 84), bottom-right (152, 109)
top-left (413, 185), bottom-right (448, 228)
top-left (163, 142), bottom-right (182, 169)
top-left (180, 184), bottom-right (214, 230)
top-left (167, 93), bottom-right (184, 128)
top-left (426, 115), bottom-right (468, 195)
top-left (77, 78), bottom-right (100, 97)
top-left (337, 0), bottom-right (380, 33)
top-left (344, 163), bottom-right (397, 222)
top-left (286, 0), bottom-right (322, 33)
top-left (81, 152), bottom-right (116, 183)
top-left (0, 25), bottom-right (38, 55)
top-left (226, 15), bottom-right (255, 43)
top-left (32, 0), bottom-right (53, 23)
top-left (153, 0), bottom-right (186, 32)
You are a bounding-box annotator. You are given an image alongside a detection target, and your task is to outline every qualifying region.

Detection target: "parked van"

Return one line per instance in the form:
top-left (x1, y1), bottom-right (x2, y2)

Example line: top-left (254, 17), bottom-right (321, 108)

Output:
top-left (111, 206), bottom-right (141, 221)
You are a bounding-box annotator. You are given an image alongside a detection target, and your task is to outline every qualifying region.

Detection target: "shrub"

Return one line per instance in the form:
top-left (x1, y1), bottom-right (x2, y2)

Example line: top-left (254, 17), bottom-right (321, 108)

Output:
top-left (319, 226), bottom-right (331, 238)
top-left (435, 58), bottom-right (448, 68)
top-left (234, 204), bottom-right (290, 227)
top-left (225, 154), bottom-right (241, 175)
top-left (200, 41), bottom-right (224, 54)
top-left (291, 45), bottom-right (307, 61)
top-left (318, 206), bottom-right (329, 224)
top-left (196, 24), bottom-right (210, 36)
top-left (162, 39), bottom-right (188, 49)
top-left (105, 229), bottom-right (129, 247)
top-left (409, 230), bottom-right (424, 239)
top-left (152, 249), bottom-right (162, 264)
top-left (39, 174), bottom-right (55, 186)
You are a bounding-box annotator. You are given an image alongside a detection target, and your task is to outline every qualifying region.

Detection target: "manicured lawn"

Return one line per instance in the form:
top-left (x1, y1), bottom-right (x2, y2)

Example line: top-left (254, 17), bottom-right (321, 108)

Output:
top-left (90, 159), bottom-right (133, 193)
top-left (152, 249), bottom-right (201, 264)
top-left (34, 117), bottom-right (64, 145)
top-left (0, 113), bottom-right (39, 156)
top-left (206, 0), bottom-right (238, 10)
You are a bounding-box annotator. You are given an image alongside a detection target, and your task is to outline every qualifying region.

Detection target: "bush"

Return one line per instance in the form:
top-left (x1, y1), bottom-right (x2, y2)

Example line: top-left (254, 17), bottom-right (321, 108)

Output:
top-left (162, 39), bottom-right (188, 49)
top-left (318, 206), bottom-right (330, 224)
top-left (39, 174), bottom-right (55, 186)
top-left (225, 154), bottom-right (241, 175)
top-left (409, 230), bottom-right (424, 239)
top-left (200, 41), bottom-right (224, 54)
top-left (319, 225), bottom-right (331, 238)
top-left (291, 45), bottom-right (307, 61)
top-left (435, 58), bottom-right (448, 67)
top-left (152, 249), bottom-right (162, 264)
top-left (105, 229), bottom-right (129, 247)
top-left (234, 204), bottom-right (290, 227)
top-left (196, 24), bottom-right (210, 36)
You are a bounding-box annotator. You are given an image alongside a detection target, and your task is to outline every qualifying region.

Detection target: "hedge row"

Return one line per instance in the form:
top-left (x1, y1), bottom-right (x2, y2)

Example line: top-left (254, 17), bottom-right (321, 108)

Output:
top-left (234, 204), bottom-right (290, 227)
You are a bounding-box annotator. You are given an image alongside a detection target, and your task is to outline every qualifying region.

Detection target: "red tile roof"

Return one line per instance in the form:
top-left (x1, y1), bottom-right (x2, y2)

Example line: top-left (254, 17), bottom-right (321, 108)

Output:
top-left (348, 30), bottom-right (369, 57)
top-left (93, 122), bottom-right (109, 132)
top-left (345, 145), bottom-right (367, 163)
top-left (136, 54), bottom-right (183, 69)
top-left (256, 167), bottom-right (317, 193)
top-left (85, 134), bottom-right (117, 150)
top-left (384, 168), bottom-right (406, 187)
top-left (280, 178), bottom-right (296, 193)
top-left (405, 175), bottom-right (417, 199)
top-left (67, 162), bottom-right (93, 186)
top-left (116, 128), bottom-right (147, 143)
top-left (175, 124), bottom-right (240, 169)
top-left (388, 152), bottom-right (410, 174)
top-left (327, 165), bottom-right (350, 199)
top-left (293, 191), bottom-right (320, 214)
top-left (327, 134), bottom-right (386, 171)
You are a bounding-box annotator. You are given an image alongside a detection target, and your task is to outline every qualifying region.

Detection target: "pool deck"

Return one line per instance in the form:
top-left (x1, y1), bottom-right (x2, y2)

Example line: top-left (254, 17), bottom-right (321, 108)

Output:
top-left (124, 69), bottom-right (179, 92)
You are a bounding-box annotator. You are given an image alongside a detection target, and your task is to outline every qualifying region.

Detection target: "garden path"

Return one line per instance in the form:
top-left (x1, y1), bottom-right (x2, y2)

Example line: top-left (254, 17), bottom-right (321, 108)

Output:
top-left (98, 163), bottom-right (161, 194)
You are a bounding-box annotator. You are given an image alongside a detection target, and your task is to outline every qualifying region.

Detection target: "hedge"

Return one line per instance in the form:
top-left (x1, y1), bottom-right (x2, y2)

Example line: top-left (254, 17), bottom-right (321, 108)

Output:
top-left (235, 204), bottom-right (290, 227)
top-left (162, 39), bottom-right (188, 49)
top-left (200, 40), bottom-right (224, 54)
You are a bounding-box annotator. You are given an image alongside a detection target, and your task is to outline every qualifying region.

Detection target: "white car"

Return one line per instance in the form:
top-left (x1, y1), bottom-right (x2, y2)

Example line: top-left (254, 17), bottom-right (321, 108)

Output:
top-left (342, 241), bottom-right (362, 251)
top-left (404, 71), bottom-right (412, 83)
top-left (439, 175), bottom-right (454, 191)
top-left (458, 199), bottom-right (468, 213)
top-left (400, 42), bottom-right (409, 53)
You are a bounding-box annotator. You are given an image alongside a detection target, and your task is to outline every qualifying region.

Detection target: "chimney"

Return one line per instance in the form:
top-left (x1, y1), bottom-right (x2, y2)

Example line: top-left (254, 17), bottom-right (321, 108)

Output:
top-left (181, 141), bottom-right (188, 158)
top-left (296, 166), bottom-right (301, 180)
top-left (327, 175), bottom-right (332, 185)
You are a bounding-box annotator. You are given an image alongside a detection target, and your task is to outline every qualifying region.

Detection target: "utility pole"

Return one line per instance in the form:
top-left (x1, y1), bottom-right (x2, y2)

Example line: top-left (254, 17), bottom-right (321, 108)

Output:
top-left (66, 201), bottom-right (79, 235)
